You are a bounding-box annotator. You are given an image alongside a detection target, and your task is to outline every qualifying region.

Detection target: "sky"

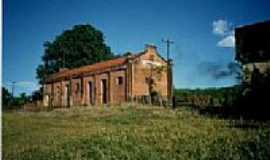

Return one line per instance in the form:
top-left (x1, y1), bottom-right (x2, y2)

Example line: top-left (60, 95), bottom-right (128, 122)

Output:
top-left (3, 0), bottom-right (270, 95)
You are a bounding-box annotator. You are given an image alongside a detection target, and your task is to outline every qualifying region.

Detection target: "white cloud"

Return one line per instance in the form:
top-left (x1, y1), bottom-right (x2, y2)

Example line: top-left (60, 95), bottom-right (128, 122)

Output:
top-left (217, 34), bottom-right (235, 48)
top-left (212, 20), bottom-right (230, 36)
top-left (17, 81), bottom-right (41, 91)
top-left (212, 19), bottom-right (235, 48)
top-left (4, 81), bottom-right (40, 91)
top-left (16, 81), bottom-right (37, 87)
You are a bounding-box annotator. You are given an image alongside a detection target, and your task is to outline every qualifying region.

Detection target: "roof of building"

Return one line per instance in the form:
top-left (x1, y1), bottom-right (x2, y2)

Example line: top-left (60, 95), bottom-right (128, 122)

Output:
top-left (45, 51), bottom-right (147, 83)
top-left (235, 20), bottom-right (270, 32)
top-left (235, 20), bottom-right (270, 64)
top-left (45, 56), bottom-right (127, 83)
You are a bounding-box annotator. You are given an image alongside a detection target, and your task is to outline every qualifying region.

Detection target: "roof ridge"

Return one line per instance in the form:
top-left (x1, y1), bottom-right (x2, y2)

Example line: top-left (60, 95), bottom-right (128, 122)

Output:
top-left (45, 51), bottom-right (149, 82)
top-left (55, 56), bottom-right (126, 74)
top-left (46, 55), bottom-right (128, 82)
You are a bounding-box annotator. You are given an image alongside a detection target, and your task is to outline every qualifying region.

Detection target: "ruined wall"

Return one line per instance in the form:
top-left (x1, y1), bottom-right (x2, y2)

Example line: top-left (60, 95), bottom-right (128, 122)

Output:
top-left (52, 81), bottom-right (62, 107)
top-left (132, 47), bottom-right (168, 99)
top-left (71, 78), bottom-right (82, 106)
top-left (83, 75), bottom-right (95, 106)
top-left (95, 73), bottom-right (108, 105)
top-left (110, 69), bottom-right (126, 104)
top-left (242, 62), bottom-right (270, 83)
top-left (61, 80), bottom-right (69, 106)
top-left (42, 46), bottom-right (169, 107)
top-left (43, 68), bottom-right (127, 107)
top-left (82, 69), bottom-right (126, 105)
top-left (43, 83), bottom-right (52, 107)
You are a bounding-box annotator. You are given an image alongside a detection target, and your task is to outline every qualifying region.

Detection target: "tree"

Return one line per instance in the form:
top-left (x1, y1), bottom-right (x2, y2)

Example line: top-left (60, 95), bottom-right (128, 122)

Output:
top-left (2, 87), bottom-right (12, 108)
top-left (19, 93), bottom-right (30, 104)
top-left (31, 89), bottom-right (43, 102)
top-left (122, 52), bottom-right (132, 57)
top-left (11, 93), bottom-right (31, 106)
top-left (36, 24), bottom-right (115, 84)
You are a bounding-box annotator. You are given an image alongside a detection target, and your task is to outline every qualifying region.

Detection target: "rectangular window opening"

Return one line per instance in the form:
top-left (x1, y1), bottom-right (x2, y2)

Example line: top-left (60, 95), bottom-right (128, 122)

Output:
top-left (117, 76), bottom-right (123, 85)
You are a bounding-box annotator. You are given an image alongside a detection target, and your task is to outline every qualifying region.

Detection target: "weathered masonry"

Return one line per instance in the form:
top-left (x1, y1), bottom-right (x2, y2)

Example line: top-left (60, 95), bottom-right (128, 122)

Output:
top-left (43, 45), bottom-right (172, 107)
top-left (235, 20), bottom-right (270, 83)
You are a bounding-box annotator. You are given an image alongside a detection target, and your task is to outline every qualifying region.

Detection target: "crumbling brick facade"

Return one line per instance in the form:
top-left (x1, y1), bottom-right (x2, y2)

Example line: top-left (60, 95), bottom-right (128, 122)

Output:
top-left (43, 45), bottom-right (171, 107)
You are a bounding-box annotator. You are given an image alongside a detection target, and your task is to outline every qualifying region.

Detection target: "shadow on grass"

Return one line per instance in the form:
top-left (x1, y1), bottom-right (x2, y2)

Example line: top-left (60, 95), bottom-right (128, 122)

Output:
top-left (186, 105), bottom-right (270, 129)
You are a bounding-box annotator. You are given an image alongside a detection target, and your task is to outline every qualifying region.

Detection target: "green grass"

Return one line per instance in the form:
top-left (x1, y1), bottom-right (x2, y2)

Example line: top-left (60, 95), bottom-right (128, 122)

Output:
top-left (3, 105), bottom-right (270, 160)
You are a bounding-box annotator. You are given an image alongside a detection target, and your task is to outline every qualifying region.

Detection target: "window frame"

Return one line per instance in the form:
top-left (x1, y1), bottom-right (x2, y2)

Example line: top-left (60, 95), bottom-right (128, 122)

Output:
top-left (116, 76), bottom-right (123, 85)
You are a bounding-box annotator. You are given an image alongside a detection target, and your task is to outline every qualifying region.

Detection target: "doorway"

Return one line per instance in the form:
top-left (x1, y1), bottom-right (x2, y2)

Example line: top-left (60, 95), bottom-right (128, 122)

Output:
top-left (64, 84), bottom-right (69, 107)
top-left (101, 79), bottom-right (108, 104)
top-left (88, 81), bottom-right (94, 105)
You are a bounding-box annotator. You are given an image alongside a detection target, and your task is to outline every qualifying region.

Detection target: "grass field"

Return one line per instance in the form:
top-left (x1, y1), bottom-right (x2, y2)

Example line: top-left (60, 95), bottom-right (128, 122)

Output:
top-left (3, 105), bottom-right (270, 160)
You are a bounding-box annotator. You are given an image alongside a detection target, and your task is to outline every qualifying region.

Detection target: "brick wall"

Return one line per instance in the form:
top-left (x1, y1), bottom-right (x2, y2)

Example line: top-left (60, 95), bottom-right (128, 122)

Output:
top-left (132, 47), bottom-right (168, 98)
top-left (71, 78), bottom-right (81, 106)
top-left (43, 46), bottom-right (170, 107)
top-left (83, 75), bottom-right (95, 106)
top-left (110, 70), bottom-right (126, 104)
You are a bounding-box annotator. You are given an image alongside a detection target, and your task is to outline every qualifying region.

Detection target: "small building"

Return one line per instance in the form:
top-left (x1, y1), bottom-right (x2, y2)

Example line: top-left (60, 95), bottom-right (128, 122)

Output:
top-left (43, 45), bottom-right (172, 107)
top-left (235, 20), bottom-right (270, 82)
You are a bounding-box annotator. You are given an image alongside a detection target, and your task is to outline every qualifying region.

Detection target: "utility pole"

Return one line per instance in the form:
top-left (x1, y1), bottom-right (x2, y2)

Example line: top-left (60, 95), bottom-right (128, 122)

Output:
top-left (162, 38), bottom-right (174, 61)
top-left (162, 38), bottom-right (174, 107)
top-left (11, 81), bottom-right (16, 98)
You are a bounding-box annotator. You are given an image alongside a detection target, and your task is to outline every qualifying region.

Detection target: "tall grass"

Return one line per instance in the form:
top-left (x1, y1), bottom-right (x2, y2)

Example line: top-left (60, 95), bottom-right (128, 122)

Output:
top-left (3, 105), bottom-right (270, 160)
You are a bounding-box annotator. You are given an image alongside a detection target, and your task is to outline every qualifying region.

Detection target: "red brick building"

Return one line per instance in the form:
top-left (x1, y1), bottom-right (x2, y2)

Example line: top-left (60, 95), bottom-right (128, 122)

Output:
top-left (43, 45), bottom-right (172, 107)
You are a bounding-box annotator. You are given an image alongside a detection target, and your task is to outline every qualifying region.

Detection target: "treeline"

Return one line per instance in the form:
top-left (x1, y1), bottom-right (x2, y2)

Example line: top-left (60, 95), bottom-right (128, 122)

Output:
top-left (175, 68), bottom-right (270, 120)
top-left (174, 86), bottom-right (242, 108)
top-left (2, 87), bottom-right (42, 110)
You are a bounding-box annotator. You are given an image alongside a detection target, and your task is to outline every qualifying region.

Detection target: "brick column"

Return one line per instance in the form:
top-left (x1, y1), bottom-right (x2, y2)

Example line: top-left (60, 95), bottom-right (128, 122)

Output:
top-left (68, 77), bottom-right (72, 107)
top-left (94, 74), bottom-right (97, 105)
top-left (127, 58), bottom-right (133, 101)
top-left (80, 76), bottom-right (84, 105)
top-left (108, 72), bottom-right (112, 104)
top-left (51, 82), bottom-right (54, 107)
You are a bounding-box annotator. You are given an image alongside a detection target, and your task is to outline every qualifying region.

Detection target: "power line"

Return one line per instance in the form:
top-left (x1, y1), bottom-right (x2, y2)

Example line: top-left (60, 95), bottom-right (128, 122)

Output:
top-left (11, 81), bottom-right (16, 98)
top-left (162, 38), bottom-right (174, 60)
top-left (162, 38), bottom-right (174, 108)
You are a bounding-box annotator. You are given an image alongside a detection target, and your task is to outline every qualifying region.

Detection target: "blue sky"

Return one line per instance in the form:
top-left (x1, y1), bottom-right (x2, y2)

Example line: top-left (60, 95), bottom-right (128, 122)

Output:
top-left (3, 0), bottom-right (270, 95)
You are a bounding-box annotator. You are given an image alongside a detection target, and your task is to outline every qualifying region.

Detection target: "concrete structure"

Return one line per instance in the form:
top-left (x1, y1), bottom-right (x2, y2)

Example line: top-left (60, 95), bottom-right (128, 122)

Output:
top-left (235, 20), bottom-right (270, 83)
top-left (43, 45), bottom-right (172, 107)
top-left (241, 62), bottom-right (270, 83)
